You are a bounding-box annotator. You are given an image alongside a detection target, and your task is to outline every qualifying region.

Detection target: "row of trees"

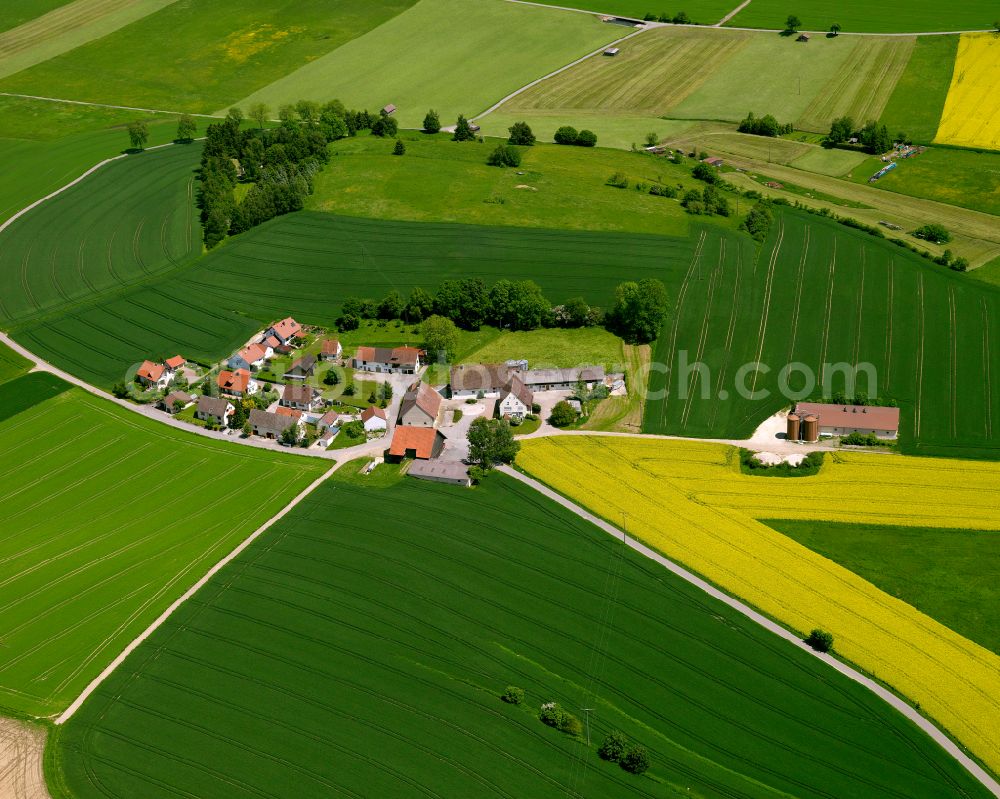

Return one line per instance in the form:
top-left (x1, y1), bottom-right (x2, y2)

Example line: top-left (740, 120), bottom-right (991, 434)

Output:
top-left (641, 10), bottom-right (692, 23)
top-left (737, 111), bottom-right (794, 138)
top-left (337, 275), bottom-right (669, 345)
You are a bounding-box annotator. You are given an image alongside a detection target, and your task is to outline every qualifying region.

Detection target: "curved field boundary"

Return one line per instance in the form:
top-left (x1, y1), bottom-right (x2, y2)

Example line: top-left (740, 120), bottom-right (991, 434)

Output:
top-left (504, 465), bottom-right (1000, 799)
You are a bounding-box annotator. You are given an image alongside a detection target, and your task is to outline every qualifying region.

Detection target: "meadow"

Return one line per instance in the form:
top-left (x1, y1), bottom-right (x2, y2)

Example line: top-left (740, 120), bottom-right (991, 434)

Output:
top-left (0, 140), bottom-right (201, 330)
top-left (0, 340), bottom-right (31, 385)
top-left (935, 33), bottom-right (1000, 151)
top-left (517, 435), bottom-right (1000, 779)
top-left (460, 327), bottom-right (624, 370)
top-left (231, 0), bottom-right (621, 127)
top-left (0, 0), bottom-right (417, 113)
top-left (879, 35), bottom-right (958, 144)
top-left (529, 0), bottom-right (740, 23)
top-left (476, 112), bottom-right (695, 151)
top-left (0, 0), bottom-right (73, 33)
top-left (643, 210), bottom-right (1000, 459)
top-left (766, 520), bottom-right (1000, 655)
top-left (54, 470), bottom-right (995, 799)
top-left (0, 382), bottom-right (325, 717)
top-left (726, 0), bottom-right (999, 33)
top-left (310, 132), bottom-right (724, 237)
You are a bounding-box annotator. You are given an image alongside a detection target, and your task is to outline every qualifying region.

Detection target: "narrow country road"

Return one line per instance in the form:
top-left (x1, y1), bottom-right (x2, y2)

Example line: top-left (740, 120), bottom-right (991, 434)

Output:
top-left (499, 466), bottom-right (1000, 799)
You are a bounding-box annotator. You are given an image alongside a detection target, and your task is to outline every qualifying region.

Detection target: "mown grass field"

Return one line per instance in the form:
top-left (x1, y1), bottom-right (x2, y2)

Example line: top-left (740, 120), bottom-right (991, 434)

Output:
top-left (54, 471), bottom-right (996, 799)
top-left (0, 0), bottom-right (179, 80)
top-left (0, 340), bottom-right (31, 385)
top-left (846, 147), bottom-right (1000, 218)
top-left (935, 33), bottom-right (1000, 151)
top-left (461, 326), bottom-right (625, 370)
top-left (0, 141), bottom-right (201, 330)
top-left (644, 210), bottom-right (1000, 459)
top-left (231, 0), bottom-right (620, 127)
top-left (788, 145), bottom-right (869, 176)
top-left (0, 0), bottom-right (416, 113)
top-left (476, 112), bottom-right (695, 151)
top-left (727, 0), bottom-right (998, 32)
top-left (879, 35), bottom-right (958, 145)
top-left (518, 436), bottom-right (1000, 779)
top-left (0, 381), bottom-right (325, 717)
top-left (766, 519), bottom-right (1000, 655)
top-left (310, 133), bottom-right (725, 236)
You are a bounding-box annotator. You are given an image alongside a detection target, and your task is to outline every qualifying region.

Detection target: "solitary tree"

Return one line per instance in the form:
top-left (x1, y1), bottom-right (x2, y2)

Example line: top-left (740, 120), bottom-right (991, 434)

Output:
top-left (621, 745), bottom-right (650, 775)
top-left (242, 420), bottom-right (252, 437)
top-left (226, 106), bottom-right (243, 125)
top-left (785, 14), bottom-right (801, 31)
top-left (423, 109), bottom-right (441, 133)
top-left (467, 417), bottom-right (519, 469)
top-left (507, 120), bottom-right (535, 146)
top-left (127, 120), bottom-right (149, 150)
top-left (280, 423), bottom-right (299, 447)
top-left (176, 114), bottom-right (197, 142)
top-left (549, 400), bottom-right (578, 428)
top-left (487, 143), bottom-right (521, 167)
top-left (806, 628), bottom-right (834, 652)
top-left (249, 102), bottom-right (270, 129)
top-left (554, 125), bottom-right (579, 145)
top-left (599, 731), bottom-right (629, 762)
top-left (421, 314), bottom-right (459, 362)
top-left (608, 278), bottom-right (670, 344)
top-left (644, 131), bottom-right (659, 148)
top-left (393, 138), bottom-right (406, 155)
top-left (829, 21), bottom-right (841, 35)
top-left (453, 115), bottom-right (476, 141)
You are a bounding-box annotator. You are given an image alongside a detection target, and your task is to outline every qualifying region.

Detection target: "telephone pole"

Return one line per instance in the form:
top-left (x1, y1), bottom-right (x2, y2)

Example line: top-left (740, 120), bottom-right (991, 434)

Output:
top-left (583, 708), bottom-right (594, 746)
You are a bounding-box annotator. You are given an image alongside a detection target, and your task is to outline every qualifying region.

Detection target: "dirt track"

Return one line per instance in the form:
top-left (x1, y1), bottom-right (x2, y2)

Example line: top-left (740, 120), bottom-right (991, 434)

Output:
top-left (0, 719), bottom-right (50, 799)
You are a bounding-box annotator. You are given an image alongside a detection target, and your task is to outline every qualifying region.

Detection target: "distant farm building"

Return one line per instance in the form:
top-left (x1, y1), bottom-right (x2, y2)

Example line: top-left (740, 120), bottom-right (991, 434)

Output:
top-left (407, 460), bottom-right (471, 487)
top-left (603, 47), bottom-right (620, 56)
top-left (382, 104), bottom-right (396, 116)
top-left (703, 157), bottom-right (724, 168)
top-left (797, 32), bottom-right (810, 41)
top-left (790, 403), bottom-right (900, 440)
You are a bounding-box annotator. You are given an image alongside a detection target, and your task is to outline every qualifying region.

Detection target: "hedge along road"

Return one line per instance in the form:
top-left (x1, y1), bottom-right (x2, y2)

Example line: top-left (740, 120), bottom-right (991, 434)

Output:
top-left (500, 466), bottom-right (1000, 799)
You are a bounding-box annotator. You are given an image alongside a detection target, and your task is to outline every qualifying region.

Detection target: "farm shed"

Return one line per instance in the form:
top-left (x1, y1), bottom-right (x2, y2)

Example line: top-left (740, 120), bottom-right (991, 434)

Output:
top-left (795, 403), bottom-right (900, 439)
top-left (382, 104), bottom-right (396, 115)
top-left (603, 47), bottom-right (620, 56)
top-left (387, 426), bottom-right (446, 461)
top-left (797, 33), bottom-right (810, 42)
top-left (407, 460), bottom-right (471, 487)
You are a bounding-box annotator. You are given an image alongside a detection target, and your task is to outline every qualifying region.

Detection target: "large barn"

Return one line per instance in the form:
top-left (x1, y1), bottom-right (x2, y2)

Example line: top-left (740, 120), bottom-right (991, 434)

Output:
top-left (793, 403), bottom-right (900, 440)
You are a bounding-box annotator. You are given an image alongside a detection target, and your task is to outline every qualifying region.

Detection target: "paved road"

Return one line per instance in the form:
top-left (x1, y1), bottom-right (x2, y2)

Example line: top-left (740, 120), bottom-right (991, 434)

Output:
top-left (500, 466), bottom-right (1000, 799)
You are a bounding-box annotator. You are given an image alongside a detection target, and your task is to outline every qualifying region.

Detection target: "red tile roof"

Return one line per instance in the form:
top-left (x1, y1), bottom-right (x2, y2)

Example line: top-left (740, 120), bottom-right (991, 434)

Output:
top-left (361, 405), bottom-right (387, 422)
top-left (218, 369), bottom-right (251, 393)
top-left (137, 360), bottom-right (164, 381)
top-left (321, 339), bottom-right (341, 355)
top-left (389, 426), bottom-right (441, 459)
top-left (264, 335), bottom-right (281, 349)
top-left (165, 355), bottom-right (185, 369)
top-left (271, 317), bottom-right (302, 340)
top-left (795, 402), bottom-right (900, 432)
top-left (275, 406), bottom-right (303, 419)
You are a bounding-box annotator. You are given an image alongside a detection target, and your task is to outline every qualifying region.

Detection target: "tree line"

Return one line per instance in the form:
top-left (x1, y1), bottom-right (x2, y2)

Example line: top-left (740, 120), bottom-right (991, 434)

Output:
top-left (826, 116), bottom-right (896, 154)
top-left (336, 276), bottom-right (669, 345)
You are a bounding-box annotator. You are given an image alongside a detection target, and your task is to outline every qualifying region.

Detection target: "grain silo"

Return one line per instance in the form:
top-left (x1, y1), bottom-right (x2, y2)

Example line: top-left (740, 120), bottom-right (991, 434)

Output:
top-left (802, 414), bottom-right (819, 442)
top-left (786, 413), bottom-right (801, 441)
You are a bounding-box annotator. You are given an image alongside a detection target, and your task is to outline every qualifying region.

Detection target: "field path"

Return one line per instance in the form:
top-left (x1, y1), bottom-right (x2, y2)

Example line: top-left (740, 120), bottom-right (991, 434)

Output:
top-left (0, 92), bottom-right (220, 119)
top-left (715, 0), bottom-right (752, 27)
top-left (55, 461), bottom-right (340, 724)
top-left (0, 719), bottom-right (48, 799)
top-left (501, 465), bottom-right (1000, 799)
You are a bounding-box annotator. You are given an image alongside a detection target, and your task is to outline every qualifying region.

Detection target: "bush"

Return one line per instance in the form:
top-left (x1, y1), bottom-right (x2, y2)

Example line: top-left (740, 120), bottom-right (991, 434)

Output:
top-left (606, 171), bottom-right (629, 188)
top-left (913, 223), bottom-right (951, 244)
top-left (392, 138), bottom-right (406, 156)
top-left (539, 702), bottom-right (564, 727)
top-left (559, 714), bottom-right (583, 736)
top-left (423, 109), bottom-right (441, 134)
top-left (549, 400), bottom-right (578, 428)
top-left (575, 129), bottom-right (597, 147)
top-left (692, 162), bottom-right (719, 183)
top-left (621, 745), bottom-right (650, 774)
top-left (465, 397), bottom-right (477, 405)
top-left (341, 420), bottom-right (365, 439)
top-left (648, 183), bottom-right (677, 198)
top-left (599, 730), bottom-right (629, 762)
top-left (841, 432), bottom-right (881, 446)
top-left (806, 628), bottom-right (834, 652)
top-left (487, 143), bottom-right (521, 168)
top-left (554, 125), bottom-right (579, 145)
top-left (501, 686), bottom-right (525, 705)
top-left (507, 121), bottom-right (535, 146)
top-left (531, 402), bottom-right (541, 414)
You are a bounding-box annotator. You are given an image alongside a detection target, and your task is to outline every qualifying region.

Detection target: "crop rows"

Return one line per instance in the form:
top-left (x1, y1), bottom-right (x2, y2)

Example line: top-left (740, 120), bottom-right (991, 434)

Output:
top-left (56, 475), bottom-right (993, 798)
top-left (0, 385), bottom-right (325, 716)
top-left (518, 436), bottom-right (1000, 779)
top-left (644, 210), bottom-right (1000, 458)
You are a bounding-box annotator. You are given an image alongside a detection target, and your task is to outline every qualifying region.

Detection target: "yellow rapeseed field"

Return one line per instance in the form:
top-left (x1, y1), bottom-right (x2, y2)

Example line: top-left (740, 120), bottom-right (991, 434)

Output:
top-left (518, 436), bottom-right (1000, 775)
top-left (935, 33), bottom-right (1000, 149)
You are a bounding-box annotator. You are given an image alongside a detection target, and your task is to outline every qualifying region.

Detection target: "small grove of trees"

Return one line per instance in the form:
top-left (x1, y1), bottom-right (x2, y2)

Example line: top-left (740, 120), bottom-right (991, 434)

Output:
top-left (554, 126), bottom-right (597, 147)
top-left (913, 223), bottom-right (951, 244)
top-left (538, 702), bottom-right (583, 736)
top-left (507, 121), bottom-right (535, 146)
top-left (806, 628), bottom-right (834, 652)
top-left (741, 200), bottom-right (773, 241)
top-left (127, 120), bottom-right (149, 150)
top-left (599, 731), bottom-right (651, 775)
top-left (642, 10), bottom-right (691, 23)
top-left (487, 143), bottom-right (521, 167)
top-left (501, 686), bottom-right (524, 705)
top-left (737, 111), bottom-right (793, 138)
top-left (827, 116), bottom-right (893, 154)
top-left (467, 417), bottom-right (520, 470)
top-left (607, 278), bottom-right (670, 344)
top-left (681, 184), bottom-right (730, 217)
top-left (176, 114), bottom-right (197, 143)
top-left (423, 109), bottom-right (441, 133)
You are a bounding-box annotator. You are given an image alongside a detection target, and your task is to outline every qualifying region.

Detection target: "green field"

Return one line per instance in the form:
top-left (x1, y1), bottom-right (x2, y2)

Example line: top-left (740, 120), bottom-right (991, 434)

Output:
top-left (0, 340), bottom-right (31, 384)
top-left (0, 141), bottom-right (201, 329)
top-left (0, 96), bottom-right (184, 224)
top-left (529, 0), bottom-right (740, 23)
top-left (461, 326), bottom-right (625, 369)
top-left (476, 111), bottom-right (695, 151)
top-left (0, 0), bottom-right (416, 113)
top-left (0, 371), bottom-right (71, 423)
top-left (0, 382), bottom-right (325, 716)
top-left (54, 472), bottom-right (995, 798)
top-left (643, 209), bottom-right (1000, 459)
top-left (846, 147), bottom-right (1000, 218)
top-left (727, 0), bottom-right (998, 32)
top-left (310, 132), bottom-right (723, 236)
top-left (766, 519), bottom-right (1000, 656)
top-left (231, 0), bottom-right (620, 127)
top-left (0, 0), bottom-right (72, 32)
top-left (879, 35), bottom-right (959, 144)
top-left (788, 145), bottom-right (870, 177)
